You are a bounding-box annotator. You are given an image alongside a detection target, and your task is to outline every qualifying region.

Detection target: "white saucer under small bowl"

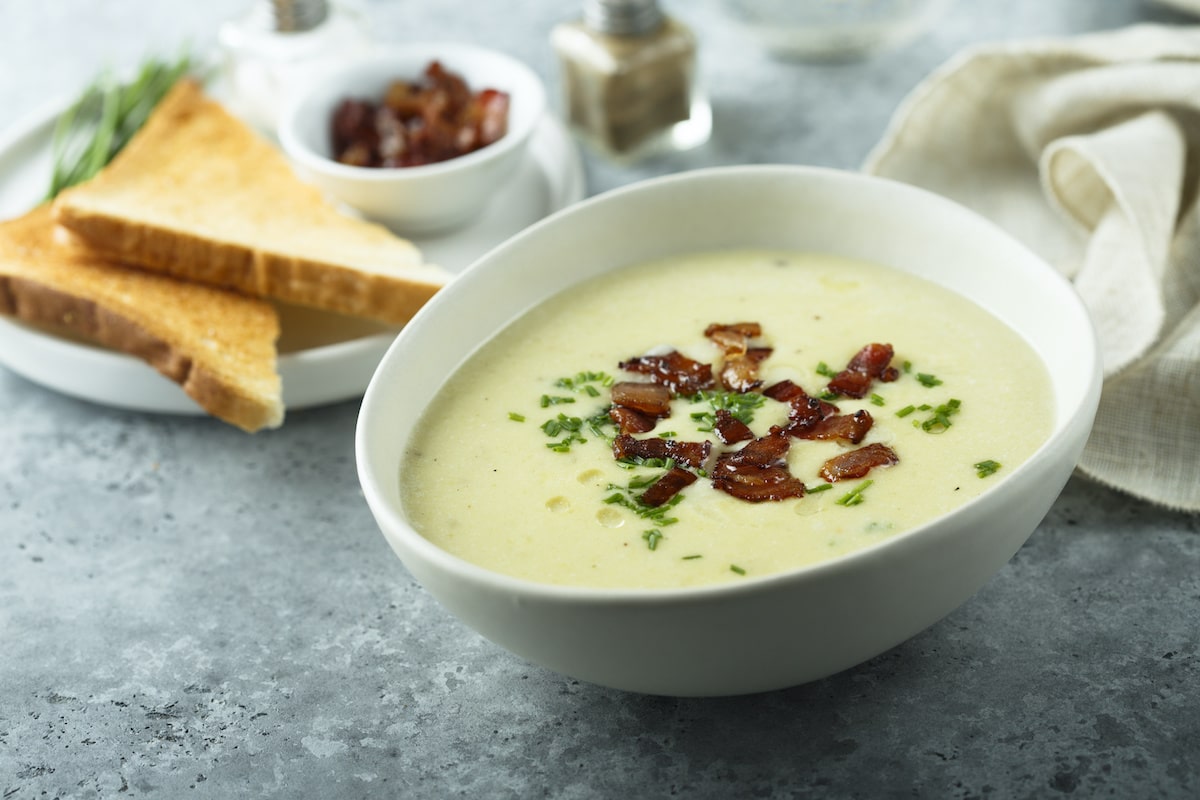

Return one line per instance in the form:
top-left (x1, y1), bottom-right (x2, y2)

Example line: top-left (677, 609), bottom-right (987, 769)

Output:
top-left (356, 165), bottom-right (1101, 696)
top-left (0, 82), bottom-right (583, 416)
top-left (278, 42), bottom-right (547, 235)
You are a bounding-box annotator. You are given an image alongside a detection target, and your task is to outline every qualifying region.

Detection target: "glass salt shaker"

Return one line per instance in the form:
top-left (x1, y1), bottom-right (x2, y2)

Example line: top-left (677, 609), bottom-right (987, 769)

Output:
top-left (218, 0), bottom-right (369, 136)
top-left (551, 0), bottom-right (711, 160)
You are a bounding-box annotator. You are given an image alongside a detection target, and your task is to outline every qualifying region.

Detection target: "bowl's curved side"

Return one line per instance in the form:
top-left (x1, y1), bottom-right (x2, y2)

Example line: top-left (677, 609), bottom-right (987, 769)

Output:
top-left (371, 420), bottom-right (1084, 696)
top-left (357, 165), bottom-right (1101, 695)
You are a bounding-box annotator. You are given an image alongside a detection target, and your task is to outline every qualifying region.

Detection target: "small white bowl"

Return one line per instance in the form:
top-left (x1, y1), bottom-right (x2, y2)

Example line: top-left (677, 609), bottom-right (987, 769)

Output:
top-left (356, 165), bottom-right (1101, 696)
top-left (278, 42), bottom-right (547, 234)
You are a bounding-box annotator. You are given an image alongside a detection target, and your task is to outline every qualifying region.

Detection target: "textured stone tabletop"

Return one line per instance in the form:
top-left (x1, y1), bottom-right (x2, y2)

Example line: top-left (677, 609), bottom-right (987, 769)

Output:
top-left (2, 1), bottom-right (1199, 797)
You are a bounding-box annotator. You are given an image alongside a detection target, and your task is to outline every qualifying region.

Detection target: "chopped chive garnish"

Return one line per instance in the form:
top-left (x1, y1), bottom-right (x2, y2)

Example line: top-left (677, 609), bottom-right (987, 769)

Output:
top-left (816, 361), bottom-right (838, 378)
top-left (730, 564), bottom-right (747, 576)
top-left (585, 407), bottom-right (615, 439)
top-left (835, 479), bottom-right (874, 507)
top-left (657, 431), bottom-right (678, 438)
top-left (869, 393), bottom-right (886, 406)
top-left (555, 371), bottom-right (615, 394)
top-left (540, 394), bottom-right (576, 408)
top-left (902, 360), bottom-right (912, 374)
top-left (617, 456), bottom-right (677, 470)
top-left (603, 470), bottom-right (686, 526)
top-left (820, 391), bottom-right (840, 401)
top-left (682, 554), bottom-right (703, 560)
top-left (687, 390), bottom-right (767, 431)
top-left (895, 405), bottom-right (916, 418)
top-left (508, 412), bottom-right (525, 422)
top-left (541, 413), bottom-right (586, 451)
top-left (642, 529), bottom-right (663, 550)
top-left (919, 399), bottom-right (961, 434)
top-left (807, 483), bottom-right (833, 494)
top-left (974, 459), bottom-right (1002, 478)
top-left (916, 372), bottom-right (943, 388)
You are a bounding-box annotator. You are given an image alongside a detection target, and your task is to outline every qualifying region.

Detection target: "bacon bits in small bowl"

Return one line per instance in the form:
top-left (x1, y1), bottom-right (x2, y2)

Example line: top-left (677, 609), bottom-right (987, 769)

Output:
top-left (279, 43), bottom-right (546, 233)
top-left (356, 165), bottom-right (1101, 696)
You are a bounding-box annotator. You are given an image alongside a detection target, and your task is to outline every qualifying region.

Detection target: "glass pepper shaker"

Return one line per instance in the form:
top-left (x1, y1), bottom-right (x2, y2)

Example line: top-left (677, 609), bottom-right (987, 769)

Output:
top-left (218, 0), bottom-right (368, 136)
top-left (551, 0), bottom-right (711, 160)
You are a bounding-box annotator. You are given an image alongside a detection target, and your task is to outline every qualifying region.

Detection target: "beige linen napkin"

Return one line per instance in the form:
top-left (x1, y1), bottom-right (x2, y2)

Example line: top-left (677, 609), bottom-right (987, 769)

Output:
top-left (864, 24), bottom-right (1200, 511)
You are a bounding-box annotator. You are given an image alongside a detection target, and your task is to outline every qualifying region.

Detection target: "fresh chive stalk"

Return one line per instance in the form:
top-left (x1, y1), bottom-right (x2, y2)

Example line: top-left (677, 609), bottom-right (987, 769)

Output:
top-left (688, 390), bottom-right (767, 432)
top-left (835, 480), bottom-right (874, 507)
top-left (974, 459), bottom-right (1002, 478)
top-left (816, 361), bottom-right (838, 378)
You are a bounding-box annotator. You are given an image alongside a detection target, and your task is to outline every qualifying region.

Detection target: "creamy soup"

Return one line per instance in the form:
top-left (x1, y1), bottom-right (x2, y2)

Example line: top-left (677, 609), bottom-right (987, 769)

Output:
top-left (400, 251), bottom-right (1054, 590)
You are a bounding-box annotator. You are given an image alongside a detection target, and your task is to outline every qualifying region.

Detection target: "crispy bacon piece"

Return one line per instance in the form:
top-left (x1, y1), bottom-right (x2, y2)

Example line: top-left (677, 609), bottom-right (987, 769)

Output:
top-left (619, 351), bottom-right (714, 395)
top-left (764, 380), bottom-right (840, 418)
top-left (710, 428), bottom-right (807, 502)
top-left (712, 465), bottom-right (807, 503)
top-left (705, 322), bottom-right (762, 339)
top-left (705, 322), bottom-right (762, 354)
top-left (827, 343), bottom-right (900, 398)
top-left (788, 409), bottom-right (874, 444)
top-left (612, 434), bottom-right (711, 470)
top-left (713, 409), bottom-right (755, 445)
top-left (639, 467), bottom-right (698, 508)
top-left (762, 379), bottom-right (806, 403)
top-left (720, 347), bottom-right (773, 393)
top-left (819, 442), bottom-right (899, 482)
top-left (610, 382), bottom-right (672, 417)
top-left (715, 427), bottom-right (790, 469)
top-left (609, 406), bottom-right (657, 435)
top-left (705, 322), bottom-right (771, 393)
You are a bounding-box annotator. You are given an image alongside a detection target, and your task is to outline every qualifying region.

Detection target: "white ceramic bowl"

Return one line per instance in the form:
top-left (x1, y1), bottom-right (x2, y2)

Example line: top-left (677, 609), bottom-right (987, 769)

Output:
top-left (278, 42), bottom-right (546, 234)
top-left (356, 166), bottom-right (1101, 697)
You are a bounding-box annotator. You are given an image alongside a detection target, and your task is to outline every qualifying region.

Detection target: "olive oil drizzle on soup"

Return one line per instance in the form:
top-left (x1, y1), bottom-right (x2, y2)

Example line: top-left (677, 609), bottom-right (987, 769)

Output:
top-left (400, 251), bottom-right (1054, 590)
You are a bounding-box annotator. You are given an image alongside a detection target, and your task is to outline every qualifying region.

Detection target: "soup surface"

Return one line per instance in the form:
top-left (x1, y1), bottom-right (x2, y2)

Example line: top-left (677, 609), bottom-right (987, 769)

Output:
top-left (400, 250), bottom-right (1054, 589)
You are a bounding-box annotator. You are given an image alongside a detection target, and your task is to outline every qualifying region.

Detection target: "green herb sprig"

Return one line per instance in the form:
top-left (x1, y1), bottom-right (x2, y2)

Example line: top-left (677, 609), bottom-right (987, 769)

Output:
top-left (835, 480), bottom-right (874, 507)
top-left (541, 413), bottom-right (587, 452)
top-left (603, 490), bottom-right (683, 527)
top-left (555, 371), bottom-right (615, 396)
top-left (974, 459), bottom-right (1002, 478)
top-left (688, 390), bottom-right (767, 432)
top-left (916, 399), bottom-right (962, 434)
top-left (48, 54), bottom-right (194, 200)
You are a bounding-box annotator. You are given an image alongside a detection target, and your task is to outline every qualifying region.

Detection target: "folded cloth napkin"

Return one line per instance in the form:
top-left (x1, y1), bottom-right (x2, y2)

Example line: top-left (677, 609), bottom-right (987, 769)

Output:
top-left (864, 24), bottom-right (1200, 512)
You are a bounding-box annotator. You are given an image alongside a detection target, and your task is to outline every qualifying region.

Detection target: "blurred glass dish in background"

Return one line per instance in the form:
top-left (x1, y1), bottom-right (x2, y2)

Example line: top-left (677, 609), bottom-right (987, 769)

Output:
top-left (719, 0), bottom-right (954, 61)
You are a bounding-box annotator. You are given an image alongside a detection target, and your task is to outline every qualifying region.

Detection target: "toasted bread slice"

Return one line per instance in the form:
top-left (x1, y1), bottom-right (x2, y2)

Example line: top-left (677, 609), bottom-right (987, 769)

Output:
top-left (52, 79), bottom-right (449, 325)
top-left (0, 206), bottom-right (283, 432)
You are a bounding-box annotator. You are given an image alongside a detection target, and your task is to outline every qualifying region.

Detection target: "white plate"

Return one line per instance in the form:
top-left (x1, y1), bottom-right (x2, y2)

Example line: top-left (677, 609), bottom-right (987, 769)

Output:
top-left (0, 103), bottom-right (585, 415)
